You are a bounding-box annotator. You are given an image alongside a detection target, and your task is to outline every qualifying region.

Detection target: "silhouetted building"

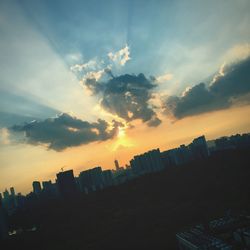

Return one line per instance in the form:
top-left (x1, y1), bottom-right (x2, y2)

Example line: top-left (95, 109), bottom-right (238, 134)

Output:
top-left (178, 144), bottom-right (192, 164)
top-left (0, 194), bottom-right (8, 240)
top-left (189, 135), bottom-right (209, 160)
top-left (215, 136), bottom-right (231, 151)
top-left (214, 133), bottom-right (250, 151)
top-left (79, 167), bottom-right (104, 193)
top-left (42, 180), bottom-right (52, 191)
top-left (42, 180), bottom-right (53, 192)
top-left (10, 187), bottom-right (17, 209)
top-left (56, 170), bottom-right (77, 198)
top-left (10, 187), bottom-right (15, 197)
top-left (16, 193), bottom-right (26, 209)
top-left (3, 189), bottom-right (10, 201)
top-left (74, 177), bottom-right (81, 192)
top-left (161, 148), bottom-right (178, 166)
top-left (2, 189), bottom-right (12, 212)
top-left (125, 164), bottom-right (130, 169)
top-left (130, 148), bottom-right (164, 175)
top-left (40, 181), bottom-right (58, 198)
top-left (32, 181), bottom-right (42, 195)
top-left (102, 170), bottom-right (114, 187)
top-left (113, 168), bottom-right (133, 185)
top-left (161, 144), bottom-right (192, 167)
top-left (114, 159), bottom-right (120, 171)
top-left (161, 136), bottom-right (208, 167)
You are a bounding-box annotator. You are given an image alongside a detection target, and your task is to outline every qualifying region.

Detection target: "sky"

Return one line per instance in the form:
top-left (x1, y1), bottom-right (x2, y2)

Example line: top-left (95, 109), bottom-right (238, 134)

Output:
top-left (0, 0), bottom-right (250, 194)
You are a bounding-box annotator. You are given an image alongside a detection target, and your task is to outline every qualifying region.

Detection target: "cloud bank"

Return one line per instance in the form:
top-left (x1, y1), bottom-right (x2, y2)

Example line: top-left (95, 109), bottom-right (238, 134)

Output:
top-left (7, 53), bottom-right (250, 152)
top-left (84, 73), bottom-right (161, 127)
top-left (11, 113), bottom-right (120, 151)
top-left (70, 45), bottom-right (160, 126)
top-left (164, 56), bottom-right (250, 118)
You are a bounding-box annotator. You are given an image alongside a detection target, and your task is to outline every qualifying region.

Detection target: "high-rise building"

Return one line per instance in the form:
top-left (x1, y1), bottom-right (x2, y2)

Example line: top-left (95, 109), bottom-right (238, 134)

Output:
top-left (42, 181), bottom-right (53, 191)
top-left (213, 133), bottom-right (250, 152)
top-left (16, 193), bottom-right (25, 209)
top-left (0, 195), bottom-right (8, 240)
top-left (130, 148), bottom-right (164, 175)
top-left (32, 181), bottom-right (42, 195)
top-left (3, 189), bottom-right (9, 200)
top-left (56, 170), bottom-right (77, 198)
top-left (214, 136), bottom-right (231, 151)
top-left (161, 148), bottom-right (180, 166)
top-left (10, 187), bottom-right (15, 197)
top-left (2, 189), bottom-right (10, 211)
top-left (79, 167), bottom-right (104, 193)
top-left (102, 170), bottom-right (114, 187)
top-left (162, 144), bottom-right (192, 167)
top-left (114, 159), bottom-right (120, 171)
top-left (189, 135), bottom-right (209, 160)
top-left (9, 187), bottom-right (17, 208)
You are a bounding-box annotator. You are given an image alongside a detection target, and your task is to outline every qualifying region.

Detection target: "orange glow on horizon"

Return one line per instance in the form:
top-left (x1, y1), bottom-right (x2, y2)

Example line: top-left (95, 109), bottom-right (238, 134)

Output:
top-left (1, 105), bottom-right (250, 194)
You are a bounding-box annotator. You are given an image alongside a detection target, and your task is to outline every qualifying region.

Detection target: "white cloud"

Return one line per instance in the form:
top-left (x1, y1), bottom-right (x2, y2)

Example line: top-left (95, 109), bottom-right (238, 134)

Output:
top-left (83, 69), bottom-right (105, 81)
top-left (211, 62), bottom-right (226, 84)
top-left (108, 44), bottom-right (131, 66)
top-left (70, 60), bottom-right (97, 72)
top-left (70, 45), bottom-right (131, 95)
top-left (181, 86), bottom-right (192, 97)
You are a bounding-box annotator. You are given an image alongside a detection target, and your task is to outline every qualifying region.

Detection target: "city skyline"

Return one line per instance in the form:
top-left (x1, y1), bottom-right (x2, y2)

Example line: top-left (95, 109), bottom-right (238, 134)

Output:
top-left (0, 133), bottom-right (216, 203)
top-left (1, 131), bottom-right (249, 196)
top-left (1, 0), bottom-right (250, 194)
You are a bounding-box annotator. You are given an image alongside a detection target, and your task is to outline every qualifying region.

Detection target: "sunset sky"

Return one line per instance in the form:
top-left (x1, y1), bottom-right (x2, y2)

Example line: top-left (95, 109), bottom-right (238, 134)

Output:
top-left (0, 0), bottom-right (250, 194)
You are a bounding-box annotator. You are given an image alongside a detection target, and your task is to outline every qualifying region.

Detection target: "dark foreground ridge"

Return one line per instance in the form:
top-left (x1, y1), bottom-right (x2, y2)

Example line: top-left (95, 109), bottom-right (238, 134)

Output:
top-left (1, 148), bottom-right (250, 249)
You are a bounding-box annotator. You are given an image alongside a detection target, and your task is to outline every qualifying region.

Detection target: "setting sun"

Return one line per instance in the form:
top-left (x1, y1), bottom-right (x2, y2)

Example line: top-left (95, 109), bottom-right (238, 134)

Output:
top-left (1, 1), bottom-right (250, 249)
top-left (117, 126), bottom-right (126, 138)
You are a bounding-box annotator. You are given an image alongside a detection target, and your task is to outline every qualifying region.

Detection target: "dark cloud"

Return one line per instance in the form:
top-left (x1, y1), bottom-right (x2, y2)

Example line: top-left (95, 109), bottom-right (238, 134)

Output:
top-left (210, 57), bottom-right (250, 96)
top-left (147, 116), bottom-right (162, 127)
top-left (11, 113), bottom-right (120, 151)
top-left (84, 73), bottom-right (161, 127)
top-left (164, 57), bottom-right (250, 118)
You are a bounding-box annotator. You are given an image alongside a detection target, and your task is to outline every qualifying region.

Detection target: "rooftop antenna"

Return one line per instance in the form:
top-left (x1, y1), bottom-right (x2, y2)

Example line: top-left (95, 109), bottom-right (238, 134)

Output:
top-left (60, 166), bottom-right (66, 172)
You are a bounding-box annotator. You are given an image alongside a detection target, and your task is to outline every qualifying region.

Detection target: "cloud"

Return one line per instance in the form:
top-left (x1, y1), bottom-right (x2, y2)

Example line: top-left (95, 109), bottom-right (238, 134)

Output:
top-left (164, 56), bottom-right (250, 118)
top-left (0, 128), bottom-right (10, 145)
top-left (82, 69), bottom-right (105, 83)
top-left (210, 57), bottom-right (250, 97)
top-left (108, 45), bottom-right (131, 66)
top-left (83, 73), bottom-right (161, 126)
top-left (70, 60), bottom-right (97, 72)
top-left (211, 63), bottom-right (226, 84)
top-left (223, 43), bottom-right (250, 64)
top-left (69, 47), bottom-right (162, 128)
top-left (146, 116), bottom-right (162, 127)
top-left (11, 113), bottom-right (120, 151)
top-left (156, 73), bottom-right (173, 83)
